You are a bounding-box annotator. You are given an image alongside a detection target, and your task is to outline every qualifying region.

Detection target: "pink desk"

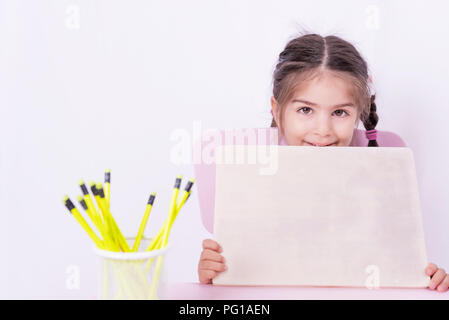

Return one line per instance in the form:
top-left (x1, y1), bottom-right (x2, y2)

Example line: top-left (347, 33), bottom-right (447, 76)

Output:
top-left (168, 282), bottom-right (449, 300)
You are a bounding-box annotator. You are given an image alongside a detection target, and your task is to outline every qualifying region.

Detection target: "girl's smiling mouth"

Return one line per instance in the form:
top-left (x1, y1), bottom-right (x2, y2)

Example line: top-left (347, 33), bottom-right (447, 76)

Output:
top-left (304, 141), bottom-right (337, 147)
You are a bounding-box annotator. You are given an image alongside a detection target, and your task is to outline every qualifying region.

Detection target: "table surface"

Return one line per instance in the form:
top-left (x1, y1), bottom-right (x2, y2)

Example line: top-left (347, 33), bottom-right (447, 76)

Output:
top-left (167, 282), bottom-right (449, 300)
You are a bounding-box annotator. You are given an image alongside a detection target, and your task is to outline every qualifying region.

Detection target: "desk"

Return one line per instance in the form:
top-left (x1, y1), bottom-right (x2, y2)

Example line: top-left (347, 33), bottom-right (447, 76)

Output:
top-left (168, 282), bottom-right (449, 300)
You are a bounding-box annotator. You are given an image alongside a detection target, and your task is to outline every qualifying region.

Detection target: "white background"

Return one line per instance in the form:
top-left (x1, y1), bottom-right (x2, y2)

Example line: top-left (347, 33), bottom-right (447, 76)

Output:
top-left (1, 0), bottom-right (448, 299)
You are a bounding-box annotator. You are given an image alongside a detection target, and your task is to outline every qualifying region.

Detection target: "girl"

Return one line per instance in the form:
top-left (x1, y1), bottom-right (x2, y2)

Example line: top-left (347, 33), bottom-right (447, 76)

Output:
top-left (197, 33), bottom-right (448, 292)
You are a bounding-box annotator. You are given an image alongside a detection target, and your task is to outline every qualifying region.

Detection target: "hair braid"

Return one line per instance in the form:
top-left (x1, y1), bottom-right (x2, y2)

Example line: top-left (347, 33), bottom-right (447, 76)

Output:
top-left (362, 94), bottom-right (379, 147)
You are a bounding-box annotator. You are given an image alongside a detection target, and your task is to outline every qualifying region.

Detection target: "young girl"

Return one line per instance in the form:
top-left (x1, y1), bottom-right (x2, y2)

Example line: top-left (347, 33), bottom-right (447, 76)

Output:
top-left (198, 33), bottom-right (448, 292)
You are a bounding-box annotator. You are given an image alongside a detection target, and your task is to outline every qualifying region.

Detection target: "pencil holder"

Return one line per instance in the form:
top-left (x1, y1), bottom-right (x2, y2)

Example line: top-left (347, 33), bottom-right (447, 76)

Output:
top-left (93, 237), bottom-right (171, 300)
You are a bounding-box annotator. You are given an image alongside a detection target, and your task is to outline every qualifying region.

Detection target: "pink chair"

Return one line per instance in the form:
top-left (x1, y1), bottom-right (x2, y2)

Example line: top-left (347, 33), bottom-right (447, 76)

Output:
top-left (193, 128), bottom-right (406, 234)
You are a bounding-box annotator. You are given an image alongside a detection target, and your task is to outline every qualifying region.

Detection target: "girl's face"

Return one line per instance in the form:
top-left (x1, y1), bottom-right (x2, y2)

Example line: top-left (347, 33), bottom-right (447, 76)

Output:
top-left (271, 71), bottom-right (359, 146)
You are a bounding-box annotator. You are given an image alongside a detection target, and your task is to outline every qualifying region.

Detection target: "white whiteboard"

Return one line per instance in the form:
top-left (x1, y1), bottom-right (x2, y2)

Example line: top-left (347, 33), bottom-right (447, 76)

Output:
top-left (213, 146), bottom-right (429, 288)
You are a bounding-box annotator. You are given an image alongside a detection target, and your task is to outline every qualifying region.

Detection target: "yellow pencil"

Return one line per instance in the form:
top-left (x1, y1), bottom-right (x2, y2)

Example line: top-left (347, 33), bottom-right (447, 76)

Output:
top-left (76, 194), bottom-right (115, 251)
top-left (79, 180), bottom-right (103, 228)
top-left (90, 182), bottom-right (120, 252)
top-left (144, 177), bottom-right (194, 273)
top-left (171, 178), bottom-right (194, 225)
top-left (150, 187), bottom-right (189, 251)
top-left (145, 175), bottom-right (182, 252)
top-left (63, 195), bottom-right (104, 249)
top-left (159, 175), bottom-right (181, 248)
top-left (161, 178), bottom-right (194, 246)
top-left (76, 195), bottom-right (90, 216)
top-left (132, 193), bottom-right (156, 252)
top-left (96, 183), bottom-right (131, 252)
top-left (104, 169), bottom-right (111, 209)
top-left (77, 192), bottom-right (97, 226)
top-left (146, 178), bottom-right (195, 251)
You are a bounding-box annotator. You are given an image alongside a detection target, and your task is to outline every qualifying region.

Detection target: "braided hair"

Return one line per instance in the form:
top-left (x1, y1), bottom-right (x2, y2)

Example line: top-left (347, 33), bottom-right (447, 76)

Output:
top-left (362, 94), bottom-right (379, 146)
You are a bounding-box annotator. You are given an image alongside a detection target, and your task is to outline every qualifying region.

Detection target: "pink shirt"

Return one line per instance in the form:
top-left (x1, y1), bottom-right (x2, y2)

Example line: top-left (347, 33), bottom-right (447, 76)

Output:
top-left (194, 127), bottom-right (406, 233)
top-left (277, 128), bottom-right (403, 146)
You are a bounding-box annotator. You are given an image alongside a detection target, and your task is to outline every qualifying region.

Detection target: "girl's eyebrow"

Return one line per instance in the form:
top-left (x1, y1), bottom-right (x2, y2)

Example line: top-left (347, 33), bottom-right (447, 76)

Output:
top-left (292, 99), bottom-right (355, 108)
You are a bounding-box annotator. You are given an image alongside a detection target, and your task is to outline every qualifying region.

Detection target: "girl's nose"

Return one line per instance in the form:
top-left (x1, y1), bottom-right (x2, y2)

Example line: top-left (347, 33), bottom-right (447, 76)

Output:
top-left (313, 115), bottom-right (333, 137)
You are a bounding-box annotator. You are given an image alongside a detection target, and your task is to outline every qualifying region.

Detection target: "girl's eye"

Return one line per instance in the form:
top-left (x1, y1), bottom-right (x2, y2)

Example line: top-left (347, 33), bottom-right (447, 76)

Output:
top-left (333, 109), bottom-right (348, 117)
top-left (297, 107), bottom-right (349, 117)
top-left (297, 107), bottom-right (312, 115)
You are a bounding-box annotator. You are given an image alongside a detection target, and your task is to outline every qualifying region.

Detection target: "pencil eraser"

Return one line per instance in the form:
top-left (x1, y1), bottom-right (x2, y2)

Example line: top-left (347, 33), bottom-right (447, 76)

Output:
top-left (148, 194), bottom-right (156, 205)
top-left (185, 181), bottom-right (193, 192)
top-left (105, 170), bottom-right (111, 183)
top-left (90, 184), bottom-right (98, 195)
top-left (63, 196), bottom-right (75, 211)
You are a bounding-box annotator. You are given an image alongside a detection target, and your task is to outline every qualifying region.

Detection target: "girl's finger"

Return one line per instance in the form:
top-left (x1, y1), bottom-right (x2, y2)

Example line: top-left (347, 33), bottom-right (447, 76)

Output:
top-left (426, 263), bottom-right (438, 276)
top-left (428, 268), bottom-right (446, 290)
top-left (199, 260), bottom-right (227, 272)
top-left (437, 275), bottom-right (449, 292)
top-left (201, 249), bottom-right (225, 263)
top-left (198, 270), bottom-right (216, 284)
top-left (202, 239), bottom-right (223, 253)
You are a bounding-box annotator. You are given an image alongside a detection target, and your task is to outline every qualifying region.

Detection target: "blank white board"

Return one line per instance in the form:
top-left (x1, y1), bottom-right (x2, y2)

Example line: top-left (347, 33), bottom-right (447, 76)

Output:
top-left (213, 146), bottom-right (429, 288)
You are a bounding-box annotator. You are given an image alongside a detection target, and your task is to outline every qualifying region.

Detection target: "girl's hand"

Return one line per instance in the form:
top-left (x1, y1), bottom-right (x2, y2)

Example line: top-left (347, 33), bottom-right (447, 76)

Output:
top-left (426, 263), bottom-right (449, 292)
top-left (198, 239), bottom-right (227, 284)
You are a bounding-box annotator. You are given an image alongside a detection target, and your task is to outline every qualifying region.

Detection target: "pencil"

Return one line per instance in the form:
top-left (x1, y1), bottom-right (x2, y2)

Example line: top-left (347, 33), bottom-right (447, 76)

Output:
top-left (132, 193), bottom-right (156, 252)
top-left (104, 169), bottom-right (111, 209)
top-left (76, 194), bottom-right (113, 249)
top-left (90, 182), bottom-right (120, 252)
top-left (145, 175), bottom-right (182, 252)
top-left (166, 177), bottom-right (194, 233)
top-left (175, 178), bottom-right (194, 214)
top-left (97, 183), bottom-right (131, 252)
top-left (146, 178), bottom-right (195, 251)
top-left (63, 195), bottom-right (104, 248)
top-left (79, 180), bottom-right (103, 228)
top-left (159, 175), bottom-right (181, 249)
top-left (76, 194), bottom-right (97, 227)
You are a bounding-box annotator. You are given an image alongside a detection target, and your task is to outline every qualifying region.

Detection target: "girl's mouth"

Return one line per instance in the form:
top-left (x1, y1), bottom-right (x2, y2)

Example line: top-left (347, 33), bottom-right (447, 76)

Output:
top-left (304, 141), bottom-right (336, 147)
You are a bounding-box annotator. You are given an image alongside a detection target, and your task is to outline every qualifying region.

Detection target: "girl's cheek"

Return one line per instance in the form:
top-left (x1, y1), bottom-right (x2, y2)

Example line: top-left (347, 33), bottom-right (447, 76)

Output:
top-left (335, 118), bottom-right (356, 135)
top-left (290, 118), bottom-right (309, 138)
top-left (283, 120), bottom-right (307, 145)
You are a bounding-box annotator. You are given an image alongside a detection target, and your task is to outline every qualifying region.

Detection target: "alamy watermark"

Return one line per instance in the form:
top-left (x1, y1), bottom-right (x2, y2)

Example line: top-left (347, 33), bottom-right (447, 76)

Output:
top-left (65, 4), bottom-right (81, 30)
top-left (365, 264), bottom-right (380, 289)
top-left (365, 4), bottom-right (381, 30)
top-left (169, 121), bottom-right (280, 175)
top-left (66, 265), bottom-right (81, 290)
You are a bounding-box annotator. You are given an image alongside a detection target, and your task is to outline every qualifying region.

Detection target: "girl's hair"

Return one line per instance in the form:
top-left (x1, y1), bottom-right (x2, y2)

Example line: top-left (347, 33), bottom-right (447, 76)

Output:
top-left (271, 33), bottom-right (379, 147)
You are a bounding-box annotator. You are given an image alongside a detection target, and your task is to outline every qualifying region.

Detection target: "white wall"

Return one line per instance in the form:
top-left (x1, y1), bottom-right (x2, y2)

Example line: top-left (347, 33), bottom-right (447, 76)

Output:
top-left (1, 0), bottom-right (448, 299)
